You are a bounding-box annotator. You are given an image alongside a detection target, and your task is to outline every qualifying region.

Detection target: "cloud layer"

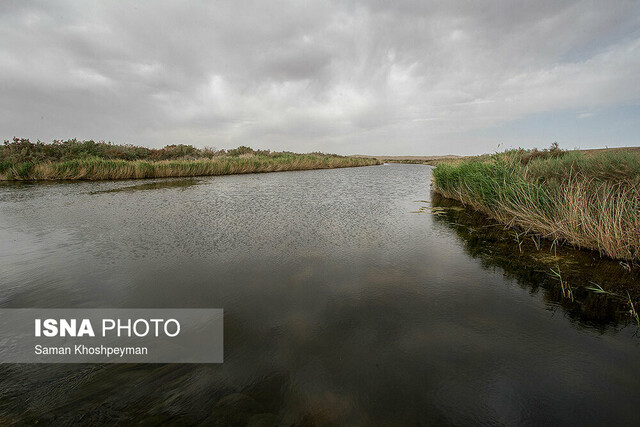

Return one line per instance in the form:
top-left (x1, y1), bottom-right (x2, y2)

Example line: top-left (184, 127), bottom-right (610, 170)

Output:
top-left (1, 1), bottom-right (639, 154)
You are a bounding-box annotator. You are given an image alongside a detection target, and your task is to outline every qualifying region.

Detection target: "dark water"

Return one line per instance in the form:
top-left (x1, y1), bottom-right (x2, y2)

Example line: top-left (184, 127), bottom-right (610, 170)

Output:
top-left (0, 164), bottom-right (638, 425)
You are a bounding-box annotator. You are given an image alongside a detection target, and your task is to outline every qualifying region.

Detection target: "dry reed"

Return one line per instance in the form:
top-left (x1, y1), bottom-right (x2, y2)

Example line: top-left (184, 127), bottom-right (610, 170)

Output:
top-left (0, 155), bottom-right (381, 181)
top-left (432, 148), bottom-right (640, 261)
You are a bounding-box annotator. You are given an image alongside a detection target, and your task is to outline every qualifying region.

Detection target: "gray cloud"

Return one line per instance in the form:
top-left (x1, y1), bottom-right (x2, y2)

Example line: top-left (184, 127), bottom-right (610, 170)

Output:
top-left (1, 0), bottom-right (639, 155)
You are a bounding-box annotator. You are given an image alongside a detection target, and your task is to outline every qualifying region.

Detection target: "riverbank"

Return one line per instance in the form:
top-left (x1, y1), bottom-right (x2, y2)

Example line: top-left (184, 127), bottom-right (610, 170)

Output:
top-left (352, 154), bottom-right (462, 165)
top-left (432, 145), bottom-right (640, 262)
top-left (431, 192), bottom-right (640, 316)
top-left (0, 138), bottom-right (380, 180)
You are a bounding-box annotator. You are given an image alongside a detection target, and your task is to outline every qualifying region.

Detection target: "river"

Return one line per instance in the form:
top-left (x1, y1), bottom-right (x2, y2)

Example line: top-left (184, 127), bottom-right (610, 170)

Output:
top-left (0, 163), bottom-right (638, 425)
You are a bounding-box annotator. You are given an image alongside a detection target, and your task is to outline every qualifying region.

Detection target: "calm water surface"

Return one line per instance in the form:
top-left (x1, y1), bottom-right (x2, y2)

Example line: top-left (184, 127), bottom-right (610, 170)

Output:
top-left (0, 164), bottom-right (638, 425)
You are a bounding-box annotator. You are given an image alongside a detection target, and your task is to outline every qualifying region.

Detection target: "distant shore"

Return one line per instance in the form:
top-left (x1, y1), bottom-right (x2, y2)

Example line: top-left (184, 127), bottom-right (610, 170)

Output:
top-left (355, 146), bottom-right (640, 166)
top-left (0, 138), bottom-right (381, 181)
top-left (352, 154), bottom-right (460, 165)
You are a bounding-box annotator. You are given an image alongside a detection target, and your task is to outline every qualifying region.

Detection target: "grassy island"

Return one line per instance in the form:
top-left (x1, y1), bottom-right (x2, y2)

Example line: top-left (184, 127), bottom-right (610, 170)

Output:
top-left (0, 138), bottom-right (380, 181)
top-left (433, 145), bottom-right (640, 262)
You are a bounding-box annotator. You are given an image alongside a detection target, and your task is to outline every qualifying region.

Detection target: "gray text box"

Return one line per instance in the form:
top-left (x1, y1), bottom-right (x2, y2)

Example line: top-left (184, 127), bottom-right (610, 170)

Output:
top-left (0, 309), bottom-right (223, 363)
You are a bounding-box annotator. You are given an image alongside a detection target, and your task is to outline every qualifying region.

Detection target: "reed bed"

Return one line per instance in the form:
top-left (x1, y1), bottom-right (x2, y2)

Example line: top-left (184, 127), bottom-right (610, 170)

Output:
top-left (0, 139), bottom-right (380, 180)
top-left (432, 147), bottom-right (640, 261)
top-left (0, 155), bottom-right (380, 181)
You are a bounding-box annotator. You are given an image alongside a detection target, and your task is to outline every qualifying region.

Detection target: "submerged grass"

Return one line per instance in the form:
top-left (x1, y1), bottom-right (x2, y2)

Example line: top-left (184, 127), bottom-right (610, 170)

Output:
top-left (432, 145), bottom-right (640, 262)
top-left (431, 192), bottom-right (640, 325)
top-left (0, 139), bottom-right (380, 180)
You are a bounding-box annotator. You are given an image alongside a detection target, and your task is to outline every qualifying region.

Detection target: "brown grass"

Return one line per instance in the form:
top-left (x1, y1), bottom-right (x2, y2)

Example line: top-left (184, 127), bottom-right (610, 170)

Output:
top-left (432, 147), bottom-right (640, 261)
top-left (0, 155), bottom-right (381, 181)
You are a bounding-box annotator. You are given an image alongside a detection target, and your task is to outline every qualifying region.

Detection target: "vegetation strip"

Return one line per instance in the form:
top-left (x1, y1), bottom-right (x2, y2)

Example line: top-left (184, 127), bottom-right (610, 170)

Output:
top-left (432, 144), bottom-right (640, 262)
top-left (0, 138), bottom-right (380, 180)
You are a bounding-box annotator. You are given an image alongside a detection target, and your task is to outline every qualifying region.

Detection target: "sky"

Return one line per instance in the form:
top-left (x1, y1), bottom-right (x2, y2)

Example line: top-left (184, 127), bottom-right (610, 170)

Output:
top-left (1, 1), bottom-right (639, 156)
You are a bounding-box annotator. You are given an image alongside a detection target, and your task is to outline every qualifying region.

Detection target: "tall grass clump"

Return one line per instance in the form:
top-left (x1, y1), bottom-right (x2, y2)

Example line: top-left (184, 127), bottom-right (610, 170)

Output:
top-left (432, 144), bottom-right (640, 262)
top-left (0, 138), bottom-right (381, 181)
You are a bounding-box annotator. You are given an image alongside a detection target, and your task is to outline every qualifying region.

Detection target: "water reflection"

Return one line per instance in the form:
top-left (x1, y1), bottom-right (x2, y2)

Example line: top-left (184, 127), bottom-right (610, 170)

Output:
top-left (90, 178), bottom-right (203, 194)
top-left (430, 192), bottom-right (640, 328)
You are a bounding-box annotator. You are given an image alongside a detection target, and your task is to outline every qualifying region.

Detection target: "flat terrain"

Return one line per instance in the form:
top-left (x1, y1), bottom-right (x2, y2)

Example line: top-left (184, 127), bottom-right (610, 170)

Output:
top-left (356, 146), bottom-right (640, 165)
top-left (352, 154), bottom-right (460, 165)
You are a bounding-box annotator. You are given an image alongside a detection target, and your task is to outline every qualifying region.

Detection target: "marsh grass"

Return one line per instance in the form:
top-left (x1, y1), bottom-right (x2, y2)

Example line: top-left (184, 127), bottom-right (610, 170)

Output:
top-left (550, 266), bottom-right (574, 302)
top-left (0, 141), bottom-right (381, 181)
top-left (432, 146), bottom-right (640, 261)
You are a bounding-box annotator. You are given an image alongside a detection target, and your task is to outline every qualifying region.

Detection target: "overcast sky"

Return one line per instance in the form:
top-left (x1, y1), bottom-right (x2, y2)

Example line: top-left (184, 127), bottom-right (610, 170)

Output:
top-left (1, 1), bottom-right (639, 155)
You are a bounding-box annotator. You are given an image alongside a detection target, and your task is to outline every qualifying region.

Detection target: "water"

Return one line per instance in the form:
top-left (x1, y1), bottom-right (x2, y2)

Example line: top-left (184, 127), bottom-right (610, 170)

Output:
top-left (0, 164), bottom-right (638, 425)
